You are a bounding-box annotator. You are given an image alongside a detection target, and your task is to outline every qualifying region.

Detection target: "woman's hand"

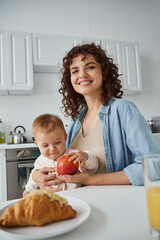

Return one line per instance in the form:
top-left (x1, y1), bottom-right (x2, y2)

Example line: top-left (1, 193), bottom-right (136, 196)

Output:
top-left (59, 171), bottom-right (131, 186)
top-left (32, 167), bottom-right (64, 191)
top-left (59, 172), bottom-right (92, 185)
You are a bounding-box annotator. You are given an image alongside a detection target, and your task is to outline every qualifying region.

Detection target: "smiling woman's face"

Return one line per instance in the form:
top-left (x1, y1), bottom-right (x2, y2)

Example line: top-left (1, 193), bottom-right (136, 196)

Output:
top-left (70, 54), bottom-right (103, 98)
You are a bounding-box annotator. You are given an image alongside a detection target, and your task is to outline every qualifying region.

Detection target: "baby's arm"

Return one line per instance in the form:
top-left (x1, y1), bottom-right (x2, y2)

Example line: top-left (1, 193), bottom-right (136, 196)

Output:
top-left (68, 151), bottom-right (99, 173)
top-left (82, 151), bottom-right (99, 173)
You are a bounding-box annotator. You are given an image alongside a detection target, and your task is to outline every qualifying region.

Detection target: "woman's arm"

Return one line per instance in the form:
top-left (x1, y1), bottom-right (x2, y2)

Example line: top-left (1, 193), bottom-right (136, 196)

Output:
top-left (60, 170), bottom-right (131, 185)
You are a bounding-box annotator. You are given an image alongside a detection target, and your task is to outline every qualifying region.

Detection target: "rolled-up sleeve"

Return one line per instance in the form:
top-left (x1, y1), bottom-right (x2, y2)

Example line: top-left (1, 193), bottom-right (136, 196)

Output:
top-left (123, 102), bottom-right (160, 185)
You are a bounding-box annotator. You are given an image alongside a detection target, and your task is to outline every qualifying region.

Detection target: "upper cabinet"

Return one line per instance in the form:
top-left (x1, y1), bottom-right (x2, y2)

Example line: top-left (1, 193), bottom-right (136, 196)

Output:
top-left (121, 42), bottom-right (142, 94)
top-left (101, 39), bottom-right (142, 95)
top-left (0, 31), bottom-right (33, 95)
top-left (0, 31), bottom-right (8, 95)
top-left (75, 37), bottom-right (101, 46)
top-left (101, 39), bottom-right (123, 76)
top-left (0, 30), bottom-right (143, 95)
top-left (33, 34), bottom-right (77, 72)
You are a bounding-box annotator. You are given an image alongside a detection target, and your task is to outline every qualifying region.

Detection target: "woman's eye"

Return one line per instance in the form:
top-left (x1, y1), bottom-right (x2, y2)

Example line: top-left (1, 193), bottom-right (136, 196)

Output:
top-left (88, 66), bottom-right (95, 70)
top-left (56, 141), bottom-right (61, 145)
top-left (71, 70), bottom-right (78, 74)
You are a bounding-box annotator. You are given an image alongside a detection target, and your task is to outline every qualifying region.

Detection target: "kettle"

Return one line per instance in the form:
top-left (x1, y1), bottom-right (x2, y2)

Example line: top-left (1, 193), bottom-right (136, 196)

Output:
top-left (9, 125), bottom-right (27, 144)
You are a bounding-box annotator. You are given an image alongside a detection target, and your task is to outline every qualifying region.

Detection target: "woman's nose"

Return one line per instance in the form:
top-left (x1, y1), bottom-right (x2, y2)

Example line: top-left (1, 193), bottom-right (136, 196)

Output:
top-left (80, 69), bottom-right (88, 78)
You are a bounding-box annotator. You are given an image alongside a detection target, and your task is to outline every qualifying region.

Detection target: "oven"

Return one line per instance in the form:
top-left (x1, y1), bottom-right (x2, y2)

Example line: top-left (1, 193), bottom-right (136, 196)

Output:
top-left (6, 148), bottom-right (40, 200)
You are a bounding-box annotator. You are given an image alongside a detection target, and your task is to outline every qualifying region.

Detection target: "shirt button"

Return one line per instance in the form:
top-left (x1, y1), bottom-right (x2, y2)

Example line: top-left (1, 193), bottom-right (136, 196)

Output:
top-left (99, 114), bottom-right (103, 120)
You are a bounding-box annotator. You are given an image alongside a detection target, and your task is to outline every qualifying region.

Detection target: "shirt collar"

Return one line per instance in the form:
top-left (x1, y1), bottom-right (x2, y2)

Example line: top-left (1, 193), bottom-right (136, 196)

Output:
top-left (77, 98), bottom-right (115, 120)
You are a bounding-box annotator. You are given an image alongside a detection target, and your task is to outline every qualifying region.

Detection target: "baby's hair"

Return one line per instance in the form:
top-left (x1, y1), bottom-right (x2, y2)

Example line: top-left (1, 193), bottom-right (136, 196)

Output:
top-left (32, 114), bottom-right (65, 138)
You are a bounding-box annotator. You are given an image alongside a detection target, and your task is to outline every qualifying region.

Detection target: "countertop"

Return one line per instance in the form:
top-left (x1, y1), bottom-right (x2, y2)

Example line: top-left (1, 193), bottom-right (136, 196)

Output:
top-left (0, 143), bottom-right (36, 149)
top-left (0, 133), bottom-right (159, 150)
top-left (0, 185), bottom-right (153, 240)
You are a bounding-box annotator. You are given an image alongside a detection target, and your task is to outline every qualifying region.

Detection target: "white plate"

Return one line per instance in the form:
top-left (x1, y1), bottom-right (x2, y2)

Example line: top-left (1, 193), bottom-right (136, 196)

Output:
top-left (0, 196), bottom-right (91, 240)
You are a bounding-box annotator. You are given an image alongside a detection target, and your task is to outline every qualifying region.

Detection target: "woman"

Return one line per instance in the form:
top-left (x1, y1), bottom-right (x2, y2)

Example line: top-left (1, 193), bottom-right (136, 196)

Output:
top-left (32, 43), bottom-right (160, 188)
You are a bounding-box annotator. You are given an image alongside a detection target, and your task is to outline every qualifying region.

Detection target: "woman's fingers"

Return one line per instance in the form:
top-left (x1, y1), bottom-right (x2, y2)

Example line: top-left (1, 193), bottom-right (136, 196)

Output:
top-left (39, 185), bottom-right (62, 192)
top-left (60, 172), bottom-right (91, 185)
top-left (32, 167), bottom-right (63, 188)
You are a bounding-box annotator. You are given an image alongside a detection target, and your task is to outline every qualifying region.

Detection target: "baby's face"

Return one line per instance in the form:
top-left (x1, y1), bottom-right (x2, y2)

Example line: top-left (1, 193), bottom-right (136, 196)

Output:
top-left (35, 128), bottom-right (67, 160)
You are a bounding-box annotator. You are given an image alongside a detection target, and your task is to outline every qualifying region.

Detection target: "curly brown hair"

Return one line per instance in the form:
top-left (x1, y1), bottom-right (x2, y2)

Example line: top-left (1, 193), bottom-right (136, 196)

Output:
top-left (59, 43), bottom-right (123, 120)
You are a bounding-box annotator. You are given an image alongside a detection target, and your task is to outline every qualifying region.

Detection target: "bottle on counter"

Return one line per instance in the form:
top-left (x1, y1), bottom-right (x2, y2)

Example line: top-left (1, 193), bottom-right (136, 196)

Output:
top-left (0, 118), bottom-right (5, 144)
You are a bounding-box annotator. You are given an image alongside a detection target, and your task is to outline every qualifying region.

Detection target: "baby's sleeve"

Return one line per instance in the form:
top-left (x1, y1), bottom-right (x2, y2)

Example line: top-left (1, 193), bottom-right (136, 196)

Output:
top-left (82, 151), bottom-right (99, 173)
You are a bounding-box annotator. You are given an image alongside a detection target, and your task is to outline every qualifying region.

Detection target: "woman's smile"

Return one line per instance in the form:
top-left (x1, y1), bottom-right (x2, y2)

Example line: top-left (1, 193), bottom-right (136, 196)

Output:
top-left (78, 80), bottom-right (93, 86)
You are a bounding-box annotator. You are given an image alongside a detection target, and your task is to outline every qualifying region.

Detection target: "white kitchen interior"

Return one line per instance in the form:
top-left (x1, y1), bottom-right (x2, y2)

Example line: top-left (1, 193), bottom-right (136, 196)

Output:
top-left (0, 2), bottom-right (160, 239)
top-left (0, 0), bottom-right (160, 142)
top-left (0, 0), bottom-right (160, 203)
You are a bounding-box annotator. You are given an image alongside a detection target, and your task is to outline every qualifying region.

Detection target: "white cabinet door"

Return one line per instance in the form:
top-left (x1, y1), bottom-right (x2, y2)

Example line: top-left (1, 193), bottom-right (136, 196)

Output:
top-left (7, 31), bottom-right (33, 94)
top-left (0, 149), bottom-right (7, 202)
top-left (0, 31), bottom-right (8, 95)
top-left (33, 34), bottom-right (77, 72)
top-left (101, 40), bottom-right (124, 85)
top-left (76, 37), bottom-right (101, 46)
top-left (101, 40), bottom-right (122, 74)
top-left (121, 42), bottom-right (142, 94)
top-left (101, 40), bottom-right (142, 94)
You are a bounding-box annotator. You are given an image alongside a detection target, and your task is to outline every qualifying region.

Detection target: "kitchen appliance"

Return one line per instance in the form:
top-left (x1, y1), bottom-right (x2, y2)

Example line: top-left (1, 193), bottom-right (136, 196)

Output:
top-left (9, 125), bottom-right (27, 144)
top-left (6, 147), bottom-right (40, 200)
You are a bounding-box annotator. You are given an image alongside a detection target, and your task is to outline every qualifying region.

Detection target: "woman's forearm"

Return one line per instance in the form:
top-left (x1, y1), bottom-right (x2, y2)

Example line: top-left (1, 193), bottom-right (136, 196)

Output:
top-left (88, 171), bottom-right (131, 185)
top-left (61, 170), bottom-right (131, 185)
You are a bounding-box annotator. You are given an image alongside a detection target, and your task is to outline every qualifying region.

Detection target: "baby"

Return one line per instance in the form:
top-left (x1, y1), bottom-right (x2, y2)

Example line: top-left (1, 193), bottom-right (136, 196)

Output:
top-left (23, 114), bottom-right (98, 197)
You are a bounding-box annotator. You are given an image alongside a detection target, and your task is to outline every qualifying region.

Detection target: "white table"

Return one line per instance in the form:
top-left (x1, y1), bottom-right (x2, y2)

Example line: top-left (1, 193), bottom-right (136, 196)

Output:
top-left (0, 185), bottom-right (153, 240)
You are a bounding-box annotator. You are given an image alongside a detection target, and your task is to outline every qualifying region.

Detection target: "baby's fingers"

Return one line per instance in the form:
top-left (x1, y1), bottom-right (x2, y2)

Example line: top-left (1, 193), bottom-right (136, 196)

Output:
top-left (68, 153), bottom-right (79, 161)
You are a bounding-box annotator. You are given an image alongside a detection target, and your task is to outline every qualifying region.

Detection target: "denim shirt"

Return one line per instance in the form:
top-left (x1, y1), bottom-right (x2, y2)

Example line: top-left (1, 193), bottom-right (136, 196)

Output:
top-left (66, 98), bottom-right (160, 186)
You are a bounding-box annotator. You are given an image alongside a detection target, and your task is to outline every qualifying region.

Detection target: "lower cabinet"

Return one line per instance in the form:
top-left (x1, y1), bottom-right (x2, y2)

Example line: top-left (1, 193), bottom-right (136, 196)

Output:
top-left (0, 149), bottom-right (7, 202)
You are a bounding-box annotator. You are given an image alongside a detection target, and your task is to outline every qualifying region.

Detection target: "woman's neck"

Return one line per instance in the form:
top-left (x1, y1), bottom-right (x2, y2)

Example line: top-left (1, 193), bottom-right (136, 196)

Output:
top-left (84, 95), bottom-right (102, 114)
top-left (81, 96), bottom-right (102, 138)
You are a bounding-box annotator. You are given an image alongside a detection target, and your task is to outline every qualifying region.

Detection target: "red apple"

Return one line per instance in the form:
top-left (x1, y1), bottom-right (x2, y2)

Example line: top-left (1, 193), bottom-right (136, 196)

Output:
top-left (57, 155), bottom-right (79, 175)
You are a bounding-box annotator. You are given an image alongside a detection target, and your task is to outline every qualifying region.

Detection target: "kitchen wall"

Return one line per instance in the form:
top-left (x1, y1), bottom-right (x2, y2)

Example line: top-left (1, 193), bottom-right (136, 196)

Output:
top-left (0, 0), bottom-right (160, 142)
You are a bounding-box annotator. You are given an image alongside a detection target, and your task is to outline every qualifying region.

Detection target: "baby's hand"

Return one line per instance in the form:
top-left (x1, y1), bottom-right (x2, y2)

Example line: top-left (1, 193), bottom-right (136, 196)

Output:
top-left (23, 190), bottom-right (29, 198)
top-left (67, 151), bottom-right (88, 168)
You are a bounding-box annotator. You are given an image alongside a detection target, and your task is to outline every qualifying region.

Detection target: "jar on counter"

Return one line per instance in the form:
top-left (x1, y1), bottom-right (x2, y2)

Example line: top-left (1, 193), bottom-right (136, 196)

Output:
top-left (0, 119), bottom-right (5, 144)
top-left (147, 120), bottom-right (155, 133)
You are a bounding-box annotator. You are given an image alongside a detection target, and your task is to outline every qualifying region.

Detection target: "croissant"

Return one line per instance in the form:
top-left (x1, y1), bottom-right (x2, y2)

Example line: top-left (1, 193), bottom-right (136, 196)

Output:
top-left (0, 190), bottom-right (76, 227)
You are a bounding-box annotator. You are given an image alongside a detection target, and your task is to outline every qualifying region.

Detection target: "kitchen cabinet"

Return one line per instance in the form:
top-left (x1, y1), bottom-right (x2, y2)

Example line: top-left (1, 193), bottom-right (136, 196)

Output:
top-left (101, 40), bottom-right (142, 95)
top-left (121, 41), bottom-right (142, 94)
top-left (75, 37), bottom-right (101, 46)
top-left (0, 149), bottom-right (7, 202)
top-left (0, 143), bottom-right (36, 202)
top-left (0, 31), bottom-right (8, 95)
top-left (33, 34), bottom-right (77, 72)
top-left (101, 39), bottom-right (122, 76)
top-left (0, 31), bottom-right (33, 95)
top-left (32, 32), bottom-right (142, 94)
